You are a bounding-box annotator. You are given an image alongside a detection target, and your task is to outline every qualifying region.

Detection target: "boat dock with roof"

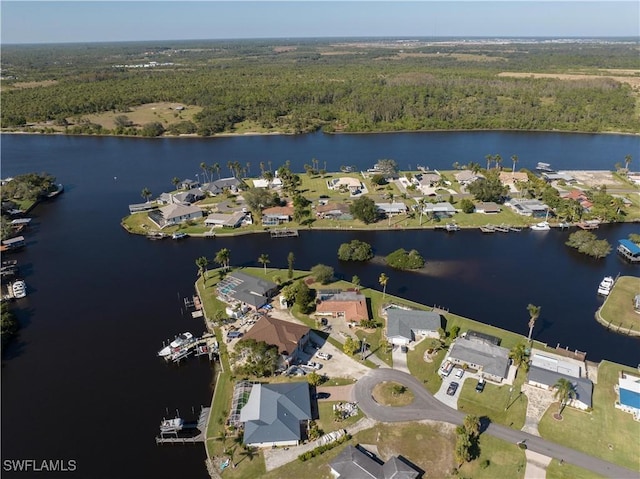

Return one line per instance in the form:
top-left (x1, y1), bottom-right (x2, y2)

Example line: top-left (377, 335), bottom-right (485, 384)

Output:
top-left (155, 407), bottom-right (211, 445)
top-left (617, 239), bottom-right (640, 263)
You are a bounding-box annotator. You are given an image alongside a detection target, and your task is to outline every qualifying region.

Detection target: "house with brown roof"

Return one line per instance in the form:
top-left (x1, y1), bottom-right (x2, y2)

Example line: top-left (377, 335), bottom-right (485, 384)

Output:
top-left (262, 205), bottom-right (294, 226)
top-left (316, 202), bottom-right (352, 220)
top-left (475, 202), bottom-right (501, 214)
top-left (315, 290), bottom-right (369, 323)
top-left (243, 316), bottom-right (310, 365)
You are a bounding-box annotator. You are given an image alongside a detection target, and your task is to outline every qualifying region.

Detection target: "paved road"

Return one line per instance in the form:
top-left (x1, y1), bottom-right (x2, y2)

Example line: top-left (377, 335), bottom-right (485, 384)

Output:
top-left (354, 368), bottom-right (639, 479)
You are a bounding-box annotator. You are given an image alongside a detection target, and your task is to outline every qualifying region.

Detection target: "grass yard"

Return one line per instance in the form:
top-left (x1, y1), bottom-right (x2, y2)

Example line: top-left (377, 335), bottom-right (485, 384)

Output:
top-left (407, 337), bottom-right (445, 394)
top-left (316, 401), bottom-right (362, 435)
top-left (545, 459), bottom-right (606, 479)
top-left (598, 276), bottom-right (640, 334)
top-left (372, 381), bottom-right (415, 406)
top-left (538, 361), bottom-right (640, 471)
top-left (457, 371), bottom-right (528, 430)
top-left (75, 102), bottom-right (203, 130)
top-left (458, 433), bottom-right (526, 479)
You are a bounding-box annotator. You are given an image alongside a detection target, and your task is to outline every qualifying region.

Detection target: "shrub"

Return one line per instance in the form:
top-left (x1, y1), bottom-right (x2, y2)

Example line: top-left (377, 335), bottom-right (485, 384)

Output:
top-left (338, 240), bottom-right (374, 261)
top-left (298, 433), bottom-right (351, 461)
top-left (385, 248), bottom-right (425, 270)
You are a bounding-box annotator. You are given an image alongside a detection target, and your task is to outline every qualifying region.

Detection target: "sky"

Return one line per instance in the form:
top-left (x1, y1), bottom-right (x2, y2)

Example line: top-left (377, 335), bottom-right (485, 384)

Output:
top-left (1, 1), bottom-right (638, 44)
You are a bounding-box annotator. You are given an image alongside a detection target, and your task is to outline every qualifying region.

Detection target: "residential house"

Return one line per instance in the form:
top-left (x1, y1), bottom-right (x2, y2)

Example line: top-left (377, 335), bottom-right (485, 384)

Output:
top-left (243, 316), bottom-right (310, 365)
top-left (413, 173), bottom-right (441, 188)
top-left (506, 198), bottom-right (549, 217)
top-left (615, 372), bottom-right (640, 419)
top-left (262, 206), bottom-right (294, 226)
top-left (447, 336), bottom-right (510, 382)
top-left (474, 202), bottom-right (501, 214)
top-left (179, 179), bottom-right (200, 190)
top-left (330, 444), bottom-right (420, 479)
top-left (240, 382), bottom-right (311, 448)
top-left (328, 177), bottom-right (364, 195)
top-left (172, 189), bottom-right (205, 205)
top-left (385, 309), bottom-right (442, 346)
top-left (561, 190), bottom-right (593, 213)
top-left (216, 271), bottom-right (278, 310)
top-left (542, 171), bottom-right (576, 183)
top-left (252, 178), bottom-right (283, 189)
top-left (148, 203), bottom-right (203, 229)
top-left (204, 211), bottom-right (247, 228)
top-left (316, 203), bottom-right (352, 220)
top-left (315, 290), bottom-right (369, 323)
top-left (376, 202), bottom-right (408, 217)
top-left (527, 350), bottom-right (593, 410)
top-left (455, 170), bottom-right (484, 186)
top-left (499, 171), bottom-right (529, 192)
top-left (421, 202), bottom-right (456, 217)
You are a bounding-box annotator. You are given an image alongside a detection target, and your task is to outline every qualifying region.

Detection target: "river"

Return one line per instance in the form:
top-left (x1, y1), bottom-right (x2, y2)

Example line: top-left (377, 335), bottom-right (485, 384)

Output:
top-left (1, 131), bottom-right (638, 478)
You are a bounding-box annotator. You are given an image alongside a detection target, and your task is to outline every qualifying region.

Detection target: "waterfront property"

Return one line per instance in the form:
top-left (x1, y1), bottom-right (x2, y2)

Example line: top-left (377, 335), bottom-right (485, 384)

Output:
top-left (421, 202), bottom-right (456, 217)
top-left (617, 239), bottom-right (640, 263)
top-left (315, 202), bottom-right (352, 220)
top-left (385, 308), bottom-right (442, 347)
top-left (148, 203), bottom-right (203, 228)
top-left (239, 381), bottom-right (311, 448)
top-left (262, 205), bottom-right (294, 226)
top-left (216, 271), bottom-right (278, 310)
top-left (455, 170), bottom-right (484, 186)
top-left (506, 198), bottom-right (549, 217)
top-left (328, 177), bottom-right (364, 195)
top-left (527, 350), bottom-right (593, 410)
top-left (447, 335), bottom-right (511, 383)
top-left (242, 315), bottom-right (310, 366)
top-left (315, 290), bottom-right (369, 323)
top-left (615, 372), bottom-right (640, 420)
top-left (474, 202), bottom-right (501, 214)
top-left (375, 202), bottom-right (408, 217)
top-left (329, 444), bottom-right (420, 479)
top-left (204, 211), bottom-right (247, 228)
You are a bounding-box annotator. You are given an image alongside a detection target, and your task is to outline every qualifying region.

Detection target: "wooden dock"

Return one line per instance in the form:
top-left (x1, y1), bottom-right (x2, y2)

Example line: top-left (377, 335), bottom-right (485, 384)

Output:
top-left (156, 407), bottom-right (210, 445)
top-left (270, 228), bottom-right (299, 238)
top-left (493, 224), bottom-right (510, 233)
top-left (576, 221), bottom-right (599, 230)
top-left (480, 225), bottom-right (495, 233)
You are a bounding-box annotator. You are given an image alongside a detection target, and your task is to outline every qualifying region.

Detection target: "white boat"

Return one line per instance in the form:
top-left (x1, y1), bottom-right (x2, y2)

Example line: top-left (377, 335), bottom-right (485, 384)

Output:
top-left (171, 232), bottom-right (188, 240)
top-left (597, 276), bottom-right (614, 296)
top-left (531, 221), bottom-right (550, 231)
top-left (11, 280), bottom-right (26, 298)
top-left (158, 332), bottom-right (194, 357)
top-left (160, 417), bottom-right (184, 434)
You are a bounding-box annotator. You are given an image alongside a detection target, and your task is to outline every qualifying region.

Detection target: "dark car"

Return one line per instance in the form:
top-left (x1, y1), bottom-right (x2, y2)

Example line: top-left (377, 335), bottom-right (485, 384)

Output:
top-left (475, 380), bottom-right (486, 393)
top-left (446, 382), bottom-right (459, 396)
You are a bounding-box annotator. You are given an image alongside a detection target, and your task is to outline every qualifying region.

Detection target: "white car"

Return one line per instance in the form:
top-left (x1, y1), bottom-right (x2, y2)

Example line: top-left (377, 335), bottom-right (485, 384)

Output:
top-left (306, 361), bottom-right (322, 370)
top-left (316, 352), bottom-right (331, 360)
top-left (454, 368), bottom-right (465, 379)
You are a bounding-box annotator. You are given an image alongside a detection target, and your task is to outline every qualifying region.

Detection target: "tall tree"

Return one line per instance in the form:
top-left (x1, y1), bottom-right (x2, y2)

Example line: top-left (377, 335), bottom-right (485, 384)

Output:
top-left (553, 378), bottom-right (577, 417)
top-left (287, 251), bottom-right (295, 279)
top-left (215, 248), bottom-right (231, 271)
top-left (509, 342), bottom-right (528, 377)
top-left (141, 187), bottom-right (152, 202)
top-left (196, 256), bottom-right (209, 280)
top-left (463, 414), bottom-right (480, 438)
top-left (379, 273), bottom-right (389, 299)
top-left (511, 154), bottom-right (519, 176)
top-left (258, 253), bottom-right (270, 273)
top-left (624, 154), bottom-right (632, 171)
top-left (494, 154), bottom-right (503, 170)
top-left (171, 177), bottom-right (181, 189)
top-left (485, 154), bottom-right (494, 171)
top-left (526, 304), bottom-right (541, 344)
top-left (200, 162), bottom-right (209, 183)
top-left (213, 163), bottom-right (221, 179)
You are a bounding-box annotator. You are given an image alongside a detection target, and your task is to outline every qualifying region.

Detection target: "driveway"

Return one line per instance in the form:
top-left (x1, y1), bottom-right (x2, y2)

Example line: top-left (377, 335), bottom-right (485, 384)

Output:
top-left (391, 345), bottom-right (409, 373)
top-left (353, 368), bottom-right (639, 479)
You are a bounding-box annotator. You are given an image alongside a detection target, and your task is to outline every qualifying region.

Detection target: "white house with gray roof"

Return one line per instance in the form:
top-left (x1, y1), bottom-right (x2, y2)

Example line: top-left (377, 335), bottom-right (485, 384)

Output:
top-left (385, 309), bottom-right (441, 346)
top-left (149, 203), bottom-right (203, 228)
top-left (240, 382), bottom-right (311, 448)
top-left (330, 445), bottom-right (420, 479)
top-left (216, 271), bottom-right (278, 309)
top-left (527, 350), bottom-right (593, 410)
top-left (447, 336), bottom-right (510, 382)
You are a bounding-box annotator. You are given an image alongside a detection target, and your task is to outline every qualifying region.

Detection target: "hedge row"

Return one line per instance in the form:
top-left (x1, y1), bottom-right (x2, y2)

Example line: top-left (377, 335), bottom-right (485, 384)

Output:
top-left (298, 433), bottom-right (352, 462)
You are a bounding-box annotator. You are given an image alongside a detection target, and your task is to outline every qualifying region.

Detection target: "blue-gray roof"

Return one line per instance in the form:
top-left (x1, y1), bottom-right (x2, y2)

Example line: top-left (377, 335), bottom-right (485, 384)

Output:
top-left (240, 382), bottom-right (311, 445)
top-left (528, 366), bottom-right (593, 408)
top-left (386, 309), bottom-right (441, 341)
top-left (330, 445), bottom-right (419, 479)
top-left (448, 337), bottom-right (510, 379)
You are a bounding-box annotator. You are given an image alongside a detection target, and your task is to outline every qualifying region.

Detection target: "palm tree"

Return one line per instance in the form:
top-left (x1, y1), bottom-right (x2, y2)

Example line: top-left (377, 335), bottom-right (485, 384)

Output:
top-left (287, 252), bottom-right (295, 279)
top-left (387, 192), bottom-right (395, 226)
top-left (494, 154), bottom-right (502, 170)
top-left (352, 275), bottom-right (361, 290)
top-left (213, 162), bottom-right (221, 179)
top-left (171, 177), bottom-right (181, 190)
top-left (526, 304), bottom-right (541, 344)
top-left (200, 162), bottom-right (209, 183)
top-left (141, 187), bottom-right (152, 202)
top-left (485, 154), bottom-right (494, 171)
top-left (379, 273), bottom-right (389, 299)
top-left (553, 378), bottom-right (576, 417)
top-left (215, 248), bottom-right (231, 271)
top-left (246, 162), bottom-right (251, 175)
top-left (259, 162), bottom-right (265, 175)
top-left (196, 256), bottom-right (209, 281)
top-left (509, 342), bottom-right (528, 377)
top-left (418, 198), bottom-right (427, 226)
top-left (511, 155), bottom-right (518, 177)
top-left (258, 253), bottom-right (270, 273)
top-left (624, 154), bottom-right (632, 171)
top-left (237, 446), bottom-right (258, 465)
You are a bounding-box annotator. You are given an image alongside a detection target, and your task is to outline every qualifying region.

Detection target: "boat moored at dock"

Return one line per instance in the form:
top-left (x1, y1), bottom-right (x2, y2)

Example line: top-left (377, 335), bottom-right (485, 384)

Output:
top-left (158, 332), bottom-right (195, 357)
top-left (11, 280), bottom-right (27, 299)
top-left (597, 276), bottom-right (615, 296)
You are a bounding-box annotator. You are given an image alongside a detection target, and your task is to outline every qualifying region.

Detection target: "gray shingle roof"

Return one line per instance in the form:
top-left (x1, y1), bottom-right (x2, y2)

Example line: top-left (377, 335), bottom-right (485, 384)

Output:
top-left (386, 309), bottom-right (441, 341)
top-left (330, 445), bottom-right (420, 479)
top-left (240, 382), bottom-right (311, 445)
top-left (448, 337), bottom-right (510, 379)
top-left (528, 366), bottom-right (593, 408)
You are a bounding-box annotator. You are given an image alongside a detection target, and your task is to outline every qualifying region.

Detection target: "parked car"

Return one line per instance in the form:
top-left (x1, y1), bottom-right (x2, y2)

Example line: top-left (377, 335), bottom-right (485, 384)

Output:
top-left (440, 361), bottom-right (454, 377)
top-left (475, 379), bottom-right (486, 393)
top-left (306, 361), bottom-right (322, 370)
top-left (226, 331), bottom-right (243, 340)
top-left (454, 367), bottom-right (465, 379)
top-left (316, 351), bottom-right (331, 360)
top-left (446, 382), bottom-right (459, 396)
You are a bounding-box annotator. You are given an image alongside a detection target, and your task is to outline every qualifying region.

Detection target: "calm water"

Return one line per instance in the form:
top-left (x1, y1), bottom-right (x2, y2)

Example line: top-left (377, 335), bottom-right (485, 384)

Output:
top-left (1, 132), bottom-right (639, 478)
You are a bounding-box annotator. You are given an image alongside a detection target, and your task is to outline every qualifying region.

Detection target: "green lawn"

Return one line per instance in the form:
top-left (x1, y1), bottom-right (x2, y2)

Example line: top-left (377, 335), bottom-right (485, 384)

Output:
top-left (407, 337), bottom-right (445, 394)
top-left (538, 361), bottom-right (640, 471)
top-left (545, 459), bottom-right (606, 479)
top-left (316, 401), bottom-right (362, 435)
top-left (372, 381), bottom-right (415, 406)
top-left (457, 371), bottom-right (528, 430)
top-left (599, 276), bottom-right (640, 334)
top-left (458, 433), bottom-right (526, 479)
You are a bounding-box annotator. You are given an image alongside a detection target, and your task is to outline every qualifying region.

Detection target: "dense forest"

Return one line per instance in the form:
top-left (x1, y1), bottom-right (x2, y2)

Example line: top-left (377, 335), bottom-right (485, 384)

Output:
top-left (2, 38), bottom-right (639, 134)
